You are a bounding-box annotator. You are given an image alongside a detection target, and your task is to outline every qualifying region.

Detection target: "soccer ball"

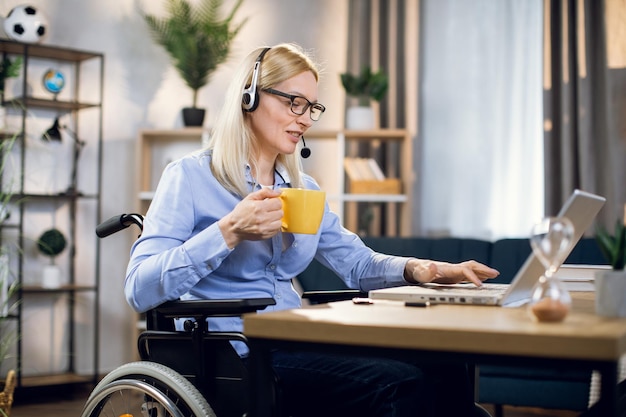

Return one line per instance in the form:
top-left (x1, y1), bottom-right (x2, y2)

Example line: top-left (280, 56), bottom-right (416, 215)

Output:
top-left (3, 5), bottom-right (47, 44)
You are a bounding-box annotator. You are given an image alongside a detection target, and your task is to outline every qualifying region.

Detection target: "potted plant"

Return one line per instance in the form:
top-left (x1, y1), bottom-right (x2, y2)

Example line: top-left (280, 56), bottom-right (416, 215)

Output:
top-left (340, 66), bottom-right (388, 130)
top-left (37, 228), bottom-right (67, 289)
top-left (0, 57), bottom-right (22, 92)
top-left (594, 219), bottom-right (626, 317)
top-left (142, 0), bottom-right (246, 127)
top-left (0, 56), bottom-right (22, 130)
top-left (0, 133), bottom-right (18, 224)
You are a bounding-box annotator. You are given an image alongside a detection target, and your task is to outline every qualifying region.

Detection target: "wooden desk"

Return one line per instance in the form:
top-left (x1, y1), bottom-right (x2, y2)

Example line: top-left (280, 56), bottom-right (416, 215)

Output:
top-left (244, 293), bottom-right (626, 416)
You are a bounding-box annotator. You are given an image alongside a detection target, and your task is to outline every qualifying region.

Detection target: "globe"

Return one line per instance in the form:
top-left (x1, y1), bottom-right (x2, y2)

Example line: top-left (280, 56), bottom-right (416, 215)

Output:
top-left (42, 69), bottom-right (65, 94)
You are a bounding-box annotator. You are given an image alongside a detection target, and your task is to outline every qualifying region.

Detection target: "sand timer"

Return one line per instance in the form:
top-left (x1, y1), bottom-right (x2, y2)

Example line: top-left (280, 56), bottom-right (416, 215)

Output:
top-left (527, 217), bottom-right (575, 322)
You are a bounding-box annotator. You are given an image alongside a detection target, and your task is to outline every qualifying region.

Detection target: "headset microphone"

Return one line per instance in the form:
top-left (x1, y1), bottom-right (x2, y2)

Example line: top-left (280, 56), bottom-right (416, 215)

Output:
top-left (300, 136), bottom-right (311, 158)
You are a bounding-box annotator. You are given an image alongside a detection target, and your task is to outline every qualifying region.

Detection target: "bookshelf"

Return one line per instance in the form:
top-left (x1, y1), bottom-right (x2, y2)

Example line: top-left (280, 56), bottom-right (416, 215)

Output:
top-left (0, 40), bottom-right (103, 388)
top-left (136, 128), bottom-right (208, 214)
top-left (135, 129), bottom-right (414, 237)
top-left (305, 129), bottom-right (414, 236)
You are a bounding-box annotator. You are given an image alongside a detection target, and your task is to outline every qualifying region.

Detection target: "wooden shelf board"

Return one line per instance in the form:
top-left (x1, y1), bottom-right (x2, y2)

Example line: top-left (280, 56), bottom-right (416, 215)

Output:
top-left (21, 373), bottom-right (93, 387)
top-left (13, 192), bottom-right (99, 201)
top-left (138, 191), bottom-right (155, 200)
top-left (22, 285), bottom-right (96, 293)
top-left (307, 129), bottom-right (409, 140)
top-left (341, 194), bottom-right (407, 203)
top-left (0, 130), bottom-right (20, 140)
top-left (139, 127), bottom-right (207, 140)
top-left (0, 40), bottom-right (102, 62)
top-left (5, 96), bottom-right (99, 111)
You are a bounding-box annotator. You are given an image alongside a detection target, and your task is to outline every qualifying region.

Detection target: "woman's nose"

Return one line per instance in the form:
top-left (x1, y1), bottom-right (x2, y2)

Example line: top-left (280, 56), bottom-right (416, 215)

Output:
top-left (296, 112), bottom-right (313, 127)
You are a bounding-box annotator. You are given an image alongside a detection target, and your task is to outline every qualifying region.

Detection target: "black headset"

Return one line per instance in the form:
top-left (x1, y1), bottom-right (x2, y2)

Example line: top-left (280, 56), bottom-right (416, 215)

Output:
top-left (242, 47), bottom-right (270, 112)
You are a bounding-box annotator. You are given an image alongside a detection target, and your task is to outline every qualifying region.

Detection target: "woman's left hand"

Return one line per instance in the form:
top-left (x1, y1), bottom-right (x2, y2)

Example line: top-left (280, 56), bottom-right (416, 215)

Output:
top-left (404, 259), bottom-right (499, 287)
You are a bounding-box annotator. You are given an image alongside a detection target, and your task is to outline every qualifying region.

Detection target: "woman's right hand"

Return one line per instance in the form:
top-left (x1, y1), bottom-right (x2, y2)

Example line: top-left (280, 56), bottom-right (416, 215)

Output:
top-left (218, 188), bottom-right (283, 248)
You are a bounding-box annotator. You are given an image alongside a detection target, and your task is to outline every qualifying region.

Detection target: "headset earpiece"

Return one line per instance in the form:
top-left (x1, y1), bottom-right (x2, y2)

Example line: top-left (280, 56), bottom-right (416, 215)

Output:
top-left (242, 48), bottom-right (271, 112)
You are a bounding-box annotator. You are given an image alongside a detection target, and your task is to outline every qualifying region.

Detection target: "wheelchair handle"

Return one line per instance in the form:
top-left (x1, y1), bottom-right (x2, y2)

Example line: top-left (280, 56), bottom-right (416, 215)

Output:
top-left (96, 213), bottom-right (144, 238)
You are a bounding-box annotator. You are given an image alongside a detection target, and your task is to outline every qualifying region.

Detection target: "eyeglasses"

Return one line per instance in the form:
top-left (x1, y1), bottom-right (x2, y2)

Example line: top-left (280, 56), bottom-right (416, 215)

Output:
top-left (262, 88), bottom-right (326, 121)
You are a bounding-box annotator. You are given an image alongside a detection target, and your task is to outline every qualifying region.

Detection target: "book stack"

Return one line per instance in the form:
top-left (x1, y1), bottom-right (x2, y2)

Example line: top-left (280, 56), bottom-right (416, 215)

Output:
top-left (343, 157), bottom-right (401, 194)
top-left (554, 264), bottom-right (611, 292)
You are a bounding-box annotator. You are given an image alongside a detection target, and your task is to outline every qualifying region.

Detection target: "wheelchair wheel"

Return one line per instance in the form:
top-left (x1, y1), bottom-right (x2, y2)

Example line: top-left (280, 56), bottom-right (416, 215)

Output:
top-left (81, 361), bottom-right (216, 417)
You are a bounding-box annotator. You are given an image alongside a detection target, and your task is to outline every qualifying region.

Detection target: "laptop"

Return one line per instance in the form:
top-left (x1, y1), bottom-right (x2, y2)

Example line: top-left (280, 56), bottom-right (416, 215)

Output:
top-left (368, 189), bottom-right (606, 307)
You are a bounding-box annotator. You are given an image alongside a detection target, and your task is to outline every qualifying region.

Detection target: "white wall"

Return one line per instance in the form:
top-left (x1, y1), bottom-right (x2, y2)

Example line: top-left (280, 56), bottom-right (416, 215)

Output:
top-left (1, 0), bottom-right (349, 374)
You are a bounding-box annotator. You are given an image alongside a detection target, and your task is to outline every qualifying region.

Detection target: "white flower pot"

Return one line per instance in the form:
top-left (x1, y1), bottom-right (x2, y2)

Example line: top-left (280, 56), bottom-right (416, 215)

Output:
top-left (346, 106), bottom-right (375, 130)
top-left (0, 106), bottom-right (6, 130)
top-left (0, 252), bottom-right (9, 317)
top-left (42, 265), bottom-right (62, 289)
top-left (595, 270), bottom-right (626, 317)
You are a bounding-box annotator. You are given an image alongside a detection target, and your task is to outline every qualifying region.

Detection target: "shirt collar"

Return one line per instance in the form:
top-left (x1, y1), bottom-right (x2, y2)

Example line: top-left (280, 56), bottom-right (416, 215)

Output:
top-left (245, 161), bottom-right (291, 190)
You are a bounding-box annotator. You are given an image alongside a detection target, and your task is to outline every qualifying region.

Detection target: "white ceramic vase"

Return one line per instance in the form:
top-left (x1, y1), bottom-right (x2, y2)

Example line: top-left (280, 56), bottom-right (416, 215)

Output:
top-left (595, 270), bottom-right (626, 317)
top-left (346, 106), bottom-right (375, 130)
top-left (42, 264), bottom-right (62, 289)
top-left (0, 106), bottom-right (6, 131)
top-left (0, 251), bottom-right (9, 317)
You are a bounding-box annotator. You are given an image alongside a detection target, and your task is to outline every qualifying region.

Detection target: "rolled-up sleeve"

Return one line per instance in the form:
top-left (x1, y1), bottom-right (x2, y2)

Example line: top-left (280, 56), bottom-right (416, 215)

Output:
top-left (303, 177), bottom-right (410, 292)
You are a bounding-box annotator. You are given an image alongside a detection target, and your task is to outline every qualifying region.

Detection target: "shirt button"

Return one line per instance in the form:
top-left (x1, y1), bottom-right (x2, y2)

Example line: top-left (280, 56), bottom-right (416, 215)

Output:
top-left (270, 264), bottom-right (276, 270)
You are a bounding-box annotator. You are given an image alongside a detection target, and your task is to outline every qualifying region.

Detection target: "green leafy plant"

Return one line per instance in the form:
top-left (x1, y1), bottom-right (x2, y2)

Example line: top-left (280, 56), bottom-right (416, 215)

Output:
top-left (0, 56), bottom-right (22, 94)
top-left (596, 220), bottom-right (626, 270)
top-left (340, 66), bottom-right (389, 106)
top-left (0, 135), bottom-right (18, 224)
top-left (0, 247), bottom-right (19, 374)
top-left (142, 0), bottom-right (246, 108)
top-left (37, 228), bottom-right (67, 263)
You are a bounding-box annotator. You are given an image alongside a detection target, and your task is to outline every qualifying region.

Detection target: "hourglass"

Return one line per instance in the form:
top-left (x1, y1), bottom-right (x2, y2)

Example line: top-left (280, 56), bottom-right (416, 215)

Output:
top-left (527, 216), bottom-right (575, 322)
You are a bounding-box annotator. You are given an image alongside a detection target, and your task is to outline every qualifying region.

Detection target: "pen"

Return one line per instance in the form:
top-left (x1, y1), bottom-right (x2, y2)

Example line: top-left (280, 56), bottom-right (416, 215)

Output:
top-left (352, 298), bottom-right (432, 307)
top-left (405, 301), bottom-right (431, 308)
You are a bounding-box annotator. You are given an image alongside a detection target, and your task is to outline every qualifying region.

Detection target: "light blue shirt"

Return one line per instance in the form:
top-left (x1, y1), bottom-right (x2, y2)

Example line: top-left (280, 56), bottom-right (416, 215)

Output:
top-left (125, 149), bottom-right (411, 351)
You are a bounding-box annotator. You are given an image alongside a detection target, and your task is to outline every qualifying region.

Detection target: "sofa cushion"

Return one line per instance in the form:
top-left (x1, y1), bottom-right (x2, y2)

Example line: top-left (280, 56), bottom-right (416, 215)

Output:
top-left (363, 236), bottom-right (492, 265)
top-left (296, 259), bottom-right (348, 291)
top-left (489, 238), bottom-right (532, 284)
top-left (296, 237), bottom-right (493, 292)
top-left (565, 237), bottom-right (606, 265)
top-left (478, 369), bottom-right (590, 410)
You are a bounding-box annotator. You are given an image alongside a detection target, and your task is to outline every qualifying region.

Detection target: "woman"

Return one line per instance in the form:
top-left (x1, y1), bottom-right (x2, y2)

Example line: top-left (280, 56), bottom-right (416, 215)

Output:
top-left (125, 43), bottom-right (498, 416)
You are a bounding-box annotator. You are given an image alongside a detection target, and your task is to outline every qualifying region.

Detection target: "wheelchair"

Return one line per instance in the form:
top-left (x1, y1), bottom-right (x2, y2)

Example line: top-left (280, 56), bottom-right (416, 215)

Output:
top-left (82, 213), bottom-right (363, 417)
top-left (82, 213), bottom-right (492, 417)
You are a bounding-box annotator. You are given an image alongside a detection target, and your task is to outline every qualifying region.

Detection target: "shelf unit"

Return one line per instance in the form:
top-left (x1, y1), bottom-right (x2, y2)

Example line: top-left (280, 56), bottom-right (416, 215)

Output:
top-left (136, 129), bottom-right (413, 237)
top-left (306, 129), bottom-right (414, 236)
top-left (0, 40), bottom-right (103, 388)
top-left (136, 128), bottom-right (207, 214)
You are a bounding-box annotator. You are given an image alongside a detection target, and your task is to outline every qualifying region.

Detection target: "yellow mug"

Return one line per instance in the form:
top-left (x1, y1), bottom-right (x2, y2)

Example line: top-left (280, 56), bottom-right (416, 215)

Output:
top-left (279, 188), bottom-right (326, 234)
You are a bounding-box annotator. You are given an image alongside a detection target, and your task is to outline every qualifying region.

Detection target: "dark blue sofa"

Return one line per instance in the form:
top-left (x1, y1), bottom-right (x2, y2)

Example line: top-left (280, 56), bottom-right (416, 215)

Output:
top-left (296, 236), bottom-right (607, 415)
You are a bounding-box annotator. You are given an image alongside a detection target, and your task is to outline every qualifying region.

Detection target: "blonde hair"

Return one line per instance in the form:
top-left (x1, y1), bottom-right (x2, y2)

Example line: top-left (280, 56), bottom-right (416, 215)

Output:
top-left (208, 43), bottom-right (320, 197)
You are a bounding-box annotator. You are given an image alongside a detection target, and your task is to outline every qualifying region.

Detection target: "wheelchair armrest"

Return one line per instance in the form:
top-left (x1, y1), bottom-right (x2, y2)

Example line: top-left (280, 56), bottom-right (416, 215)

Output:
top-left (302, 289), bottom-right (367, 304)
top-left (154, 297), bottom-right (277, 319)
